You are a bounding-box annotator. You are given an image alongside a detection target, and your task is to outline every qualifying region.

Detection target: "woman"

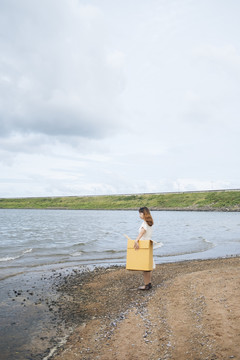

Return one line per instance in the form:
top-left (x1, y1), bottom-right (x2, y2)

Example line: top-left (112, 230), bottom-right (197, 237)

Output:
top-left (134, 206), bottom-right (154, 290)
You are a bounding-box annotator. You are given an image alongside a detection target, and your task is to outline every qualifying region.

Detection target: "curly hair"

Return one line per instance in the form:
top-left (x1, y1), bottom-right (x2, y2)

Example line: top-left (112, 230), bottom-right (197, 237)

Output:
top-left (139, 207), bottom-right (154, 226)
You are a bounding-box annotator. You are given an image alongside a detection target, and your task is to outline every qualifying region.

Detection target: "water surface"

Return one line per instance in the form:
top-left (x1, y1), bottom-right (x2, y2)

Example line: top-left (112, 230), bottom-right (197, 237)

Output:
top-left (1, 209), bottom-right (240, 280)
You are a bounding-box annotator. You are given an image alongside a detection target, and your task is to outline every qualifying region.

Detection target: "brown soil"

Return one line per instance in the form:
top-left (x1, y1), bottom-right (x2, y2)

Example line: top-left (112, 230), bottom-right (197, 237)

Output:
top-left (52, 257), bottom-right (240, 360)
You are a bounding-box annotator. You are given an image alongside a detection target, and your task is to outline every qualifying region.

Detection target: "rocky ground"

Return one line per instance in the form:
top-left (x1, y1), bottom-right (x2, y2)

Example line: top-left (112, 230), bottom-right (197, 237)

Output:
top-left (50, 257), bottom-right (240, 360)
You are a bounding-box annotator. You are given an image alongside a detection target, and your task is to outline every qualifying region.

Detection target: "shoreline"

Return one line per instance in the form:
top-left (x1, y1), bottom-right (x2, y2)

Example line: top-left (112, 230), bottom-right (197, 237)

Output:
top-left (1, 256), bottom-right (240, 359)
top-left (45, 256), bottom-right (240, 359)
top-left (1, 207), bottom-right (240, 212)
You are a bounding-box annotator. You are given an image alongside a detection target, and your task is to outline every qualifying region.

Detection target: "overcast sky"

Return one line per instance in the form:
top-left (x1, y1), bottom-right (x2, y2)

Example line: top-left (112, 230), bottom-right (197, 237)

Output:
top-left (0, 0), bottom-right (240, 197)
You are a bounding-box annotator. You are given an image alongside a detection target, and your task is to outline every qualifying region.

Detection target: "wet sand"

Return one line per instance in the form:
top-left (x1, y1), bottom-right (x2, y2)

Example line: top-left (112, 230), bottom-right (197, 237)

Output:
top-left (51, 257), bottom-right (240, 360)
top-left (0, 268), bottom-right (80, 360)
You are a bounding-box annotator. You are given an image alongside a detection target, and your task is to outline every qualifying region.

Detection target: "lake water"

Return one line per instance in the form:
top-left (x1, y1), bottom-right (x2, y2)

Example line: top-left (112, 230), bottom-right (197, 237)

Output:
top-left (1, 209), bottom-right (240, 281)
top-left (0, 209), bottom-right (240, 359)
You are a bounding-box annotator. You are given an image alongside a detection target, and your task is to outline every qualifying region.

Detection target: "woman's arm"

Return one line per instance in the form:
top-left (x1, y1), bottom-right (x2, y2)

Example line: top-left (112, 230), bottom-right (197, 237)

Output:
top-left (134, 227), bottom-right (146, 250)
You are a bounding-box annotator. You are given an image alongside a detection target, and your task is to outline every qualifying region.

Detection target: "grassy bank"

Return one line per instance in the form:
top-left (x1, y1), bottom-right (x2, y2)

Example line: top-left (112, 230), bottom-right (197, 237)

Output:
top-left (0, 190), bottom-right (240, 211)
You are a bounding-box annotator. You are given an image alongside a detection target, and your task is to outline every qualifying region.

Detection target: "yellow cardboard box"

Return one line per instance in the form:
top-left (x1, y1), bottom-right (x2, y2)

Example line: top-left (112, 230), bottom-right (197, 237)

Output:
top-left (125, 237), bottom-right (153, 271)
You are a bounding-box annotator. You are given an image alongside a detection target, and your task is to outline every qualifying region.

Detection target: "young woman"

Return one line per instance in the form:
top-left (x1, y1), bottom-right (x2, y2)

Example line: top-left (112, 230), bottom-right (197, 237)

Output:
top-left (134, 206), bottom-right (154, 290)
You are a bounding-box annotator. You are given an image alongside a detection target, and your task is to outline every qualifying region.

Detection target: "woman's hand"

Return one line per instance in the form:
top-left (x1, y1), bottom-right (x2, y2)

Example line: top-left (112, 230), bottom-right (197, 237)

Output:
top-left (134, 227), bottom-right (146, 250)
top-left (134, 240), bottom-right (139, 250)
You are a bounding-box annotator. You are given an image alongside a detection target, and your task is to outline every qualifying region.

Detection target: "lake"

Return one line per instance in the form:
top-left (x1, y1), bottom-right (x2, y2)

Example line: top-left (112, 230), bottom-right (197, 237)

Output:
top-left (1, 209), bottom-right (240, 281)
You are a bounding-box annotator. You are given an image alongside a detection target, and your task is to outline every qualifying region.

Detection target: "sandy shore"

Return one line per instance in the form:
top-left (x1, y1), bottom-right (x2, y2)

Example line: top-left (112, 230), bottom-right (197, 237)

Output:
top-left (50, 257), bottom-right (240, 360)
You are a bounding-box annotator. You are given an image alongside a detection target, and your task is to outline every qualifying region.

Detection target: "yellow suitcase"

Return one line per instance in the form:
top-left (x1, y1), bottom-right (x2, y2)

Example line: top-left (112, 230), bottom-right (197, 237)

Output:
top-left (125, 236), bottom-right (153, 271)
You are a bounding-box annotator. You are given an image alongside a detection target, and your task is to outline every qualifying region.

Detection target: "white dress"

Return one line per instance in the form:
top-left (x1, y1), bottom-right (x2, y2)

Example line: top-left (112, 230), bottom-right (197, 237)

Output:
top-left (139, 221), bottom-right (152, 240)
top-left (139, 221), bottom-right (156, 269)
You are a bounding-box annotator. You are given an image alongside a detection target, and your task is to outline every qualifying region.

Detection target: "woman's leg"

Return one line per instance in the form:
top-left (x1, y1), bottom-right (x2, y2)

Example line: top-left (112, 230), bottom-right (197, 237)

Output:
top-left (143, 271), bottom-right (152, 285)
top-left (138, 271), bottom-right (152, 290)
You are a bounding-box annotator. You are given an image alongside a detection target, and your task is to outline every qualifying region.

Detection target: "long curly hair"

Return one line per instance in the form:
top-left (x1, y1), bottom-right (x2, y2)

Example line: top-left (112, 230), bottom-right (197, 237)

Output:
top-left (139, 207), bottom-right (154, 226)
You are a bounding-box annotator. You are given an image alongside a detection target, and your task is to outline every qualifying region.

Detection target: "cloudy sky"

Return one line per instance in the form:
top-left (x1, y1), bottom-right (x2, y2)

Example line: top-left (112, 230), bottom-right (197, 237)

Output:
top-left (0, 0), bottom-right (240, 197)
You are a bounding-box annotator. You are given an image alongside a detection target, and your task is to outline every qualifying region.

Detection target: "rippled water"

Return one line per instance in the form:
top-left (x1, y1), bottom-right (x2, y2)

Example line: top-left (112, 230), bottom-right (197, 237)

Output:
top-left (1, 209), bottom-right (240, 280)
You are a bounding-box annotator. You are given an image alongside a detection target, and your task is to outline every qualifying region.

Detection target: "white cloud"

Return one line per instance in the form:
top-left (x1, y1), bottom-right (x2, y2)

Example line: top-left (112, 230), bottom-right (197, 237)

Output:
top-left (0, 0), bottom-right (240, 197)
top-left (173, 179), bottom-right (231, 193)
top-left (194, 44), bottom-right (240, 68)
top-left (0, 0), bottom-right (126, 141)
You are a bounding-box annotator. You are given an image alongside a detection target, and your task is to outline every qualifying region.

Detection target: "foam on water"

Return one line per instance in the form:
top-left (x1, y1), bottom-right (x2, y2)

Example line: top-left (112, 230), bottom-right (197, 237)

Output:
top-left (0, 248), bottom-right (33, 262)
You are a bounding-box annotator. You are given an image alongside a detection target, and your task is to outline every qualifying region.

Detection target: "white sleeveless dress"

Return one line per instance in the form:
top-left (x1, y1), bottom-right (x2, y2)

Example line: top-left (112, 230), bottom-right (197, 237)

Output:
top-left (139, 221), bottom-right (156, 269)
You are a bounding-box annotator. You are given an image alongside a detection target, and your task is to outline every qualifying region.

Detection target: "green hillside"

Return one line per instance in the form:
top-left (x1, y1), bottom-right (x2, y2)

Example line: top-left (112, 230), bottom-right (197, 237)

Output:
top-left (0, 190), bottom-right (240, 211)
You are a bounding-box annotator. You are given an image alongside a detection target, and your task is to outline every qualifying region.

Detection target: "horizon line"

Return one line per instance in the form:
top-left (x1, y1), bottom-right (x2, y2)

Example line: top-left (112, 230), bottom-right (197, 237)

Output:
top-left (1, 188), bottom-right (240, 200)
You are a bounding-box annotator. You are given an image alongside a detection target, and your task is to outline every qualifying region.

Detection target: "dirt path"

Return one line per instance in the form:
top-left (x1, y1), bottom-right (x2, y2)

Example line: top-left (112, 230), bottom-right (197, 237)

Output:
top-left (52, 257), bottom-right (240, 360)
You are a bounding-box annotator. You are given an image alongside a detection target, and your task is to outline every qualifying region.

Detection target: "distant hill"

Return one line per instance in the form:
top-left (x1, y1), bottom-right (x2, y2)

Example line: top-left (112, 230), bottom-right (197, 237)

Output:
top-left (1, 190), bottom-right (240, 211)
